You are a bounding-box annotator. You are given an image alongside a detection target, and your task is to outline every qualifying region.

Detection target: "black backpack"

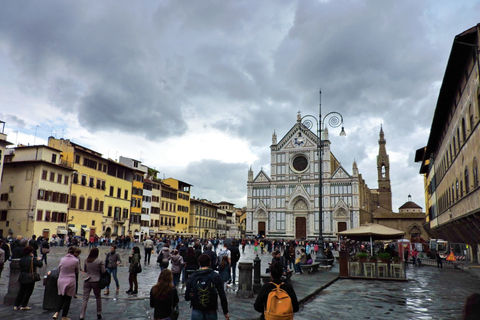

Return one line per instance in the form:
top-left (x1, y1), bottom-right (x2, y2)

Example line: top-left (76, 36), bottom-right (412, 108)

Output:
top-left (190, 272), bottom-right (217, 311)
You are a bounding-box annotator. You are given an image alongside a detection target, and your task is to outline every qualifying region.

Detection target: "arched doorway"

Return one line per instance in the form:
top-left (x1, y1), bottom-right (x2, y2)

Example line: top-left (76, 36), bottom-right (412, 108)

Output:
top-left (105, 227), bottom-right (111, 238)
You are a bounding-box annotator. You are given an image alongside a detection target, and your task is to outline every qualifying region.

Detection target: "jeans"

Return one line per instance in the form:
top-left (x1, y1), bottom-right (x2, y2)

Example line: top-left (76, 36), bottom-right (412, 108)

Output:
top-left (42, 253), bottom-right (48, 265)
top-left (295, 262), bottom-right (304, 273)
top-left (173, 273), bottom-right (181, 286)
top-left (144, 248), bottom-right (152, 264)
top-left (191, 309), bottom-right (218, 320)
top-left (106, 267), bottom-right (119, 289)
top-left (230, 262), bottom-right (237, 284)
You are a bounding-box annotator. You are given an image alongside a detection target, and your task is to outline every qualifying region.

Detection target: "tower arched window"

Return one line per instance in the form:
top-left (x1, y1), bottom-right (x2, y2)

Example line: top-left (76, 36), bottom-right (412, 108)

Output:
top-left (473, 158), bottom-right (478, 188)
top-left (465, 166), bottom-right (469, 193)
top-left (456, 179), bottom-right (459, 199)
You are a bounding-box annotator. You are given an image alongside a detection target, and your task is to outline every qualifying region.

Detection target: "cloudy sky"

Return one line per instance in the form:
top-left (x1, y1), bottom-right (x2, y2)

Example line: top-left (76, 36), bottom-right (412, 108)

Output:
top-left (1, 1), bottom-right (479, 211)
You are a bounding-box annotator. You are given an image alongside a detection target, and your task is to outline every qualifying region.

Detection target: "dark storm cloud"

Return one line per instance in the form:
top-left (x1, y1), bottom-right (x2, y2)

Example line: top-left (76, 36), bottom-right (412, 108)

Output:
top-left (168, 159), bottom-right (249, 207)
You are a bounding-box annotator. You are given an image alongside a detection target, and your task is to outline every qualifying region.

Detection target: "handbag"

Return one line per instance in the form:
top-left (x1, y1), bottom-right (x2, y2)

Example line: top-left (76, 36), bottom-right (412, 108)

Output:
top-left (42, 247), bottom-right (50, 254)
top-left (99, 271), bottom-right (111, 289)
top-left (30, 257), bottom-right (41, 282)
top-left (131, 263), bottom-right (142, 274)
top-left (170, 288), bottom-right (179, 320)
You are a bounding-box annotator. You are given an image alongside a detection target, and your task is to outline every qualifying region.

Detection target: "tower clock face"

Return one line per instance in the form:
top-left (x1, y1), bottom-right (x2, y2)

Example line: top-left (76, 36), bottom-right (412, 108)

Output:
top-left (291, 154), bottom-right (309, 173)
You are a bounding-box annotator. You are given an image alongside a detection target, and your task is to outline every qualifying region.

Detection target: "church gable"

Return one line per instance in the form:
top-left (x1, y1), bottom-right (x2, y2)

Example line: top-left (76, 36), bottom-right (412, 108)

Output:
top-left (253, 170), bottom-right (271, 183)
top-left (287, 185), bottom-right (310, 205)
top-left (332, 166), bottom-right (351, 179)
top-left (275, 123), bottom-right (317, 151)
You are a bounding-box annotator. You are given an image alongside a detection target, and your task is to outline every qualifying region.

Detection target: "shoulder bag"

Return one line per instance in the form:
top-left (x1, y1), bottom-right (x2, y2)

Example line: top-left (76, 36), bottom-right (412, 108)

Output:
top-left (131, 262), bottom-right (142, 274)
top-left (30, 257), bottom-right (41, 282)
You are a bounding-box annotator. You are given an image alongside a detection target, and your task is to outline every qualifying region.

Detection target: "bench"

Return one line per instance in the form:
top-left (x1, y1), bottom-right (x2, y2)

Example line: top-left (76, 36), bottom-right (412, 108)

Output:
top-left (300, 262), bottom-right (321, 274)
top-left (261, 270), bottom-right (293, 284)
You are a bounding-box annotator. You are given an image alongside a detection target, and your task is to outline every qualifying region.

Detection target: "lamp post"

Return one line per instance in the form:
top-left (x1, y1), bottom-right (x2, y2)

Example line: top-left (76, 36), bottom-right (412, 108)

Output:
top-left (301, 90), bottom-right (345, 265)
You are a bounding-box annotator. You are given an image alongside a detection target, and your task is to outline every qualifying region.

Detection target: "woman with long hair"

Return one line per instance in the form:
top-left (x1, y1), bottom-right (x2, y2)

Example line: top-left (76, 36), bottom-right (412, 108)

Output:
top-left (218, 255), bottom-right (231, 293)
top-left (53, 246), bottom-right (80, 320)
top-left (79, 248), bottom-right (105, 320)
top-left (150, 269), bottom-right (179, 320)
top-left (184, 247), bottom-right (198, 284)
top-left (14, 246), bottom-right (43, 311)
top-left (169, 249), bottom-right (184, 287)
top-left (126, 246), bottom-right (141, 294)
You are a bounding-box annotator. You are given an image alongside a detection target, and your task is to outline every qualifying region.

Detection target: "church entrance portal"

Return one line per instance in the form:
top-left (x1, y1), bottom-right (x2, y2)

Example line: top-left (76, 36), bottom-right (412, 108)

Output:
top-left (338, 222), bottom-right (347, 233)
top-left (258, 222), bottom-right (266, 236)
top-left (295, 217), bottom-right (306, 239)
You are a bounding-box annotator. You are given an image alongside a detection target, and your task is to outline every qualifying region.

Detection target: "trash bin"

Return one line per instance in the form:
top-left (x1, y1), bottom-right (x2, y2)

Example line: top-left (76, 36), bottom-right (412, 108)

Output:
top-left (43, 269), bottom-right (59, 310)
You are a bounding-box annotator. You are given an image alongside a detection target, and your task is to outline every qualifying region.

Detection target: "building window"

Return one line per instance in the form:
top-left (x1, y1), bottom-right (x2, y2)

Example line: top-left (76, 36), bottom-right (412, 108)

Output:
top-left (465, 166), bottom-right (470, 193)
top-left (81, 175), bottom-right (87, 186)
top-left (70, 195), bottom-right (77, 208)
top-left (79, 196), bottom-right (85, 210)
top-left (276, 212), bottom-right (285, 230)
top-left (64, 176), bottom-right (69, 185)
top-left (94, 199), bottom-right (100, 211)
top-left (473, 158), bottom-right (478, 188)
top-left (125, 190), bottom-right (128, 199)
top-left (75, 155), bottom-right (81, 164)
top-left (57, 174), bottom-right (63, 183)
top-left (117, 188), bottom-right (121, 198)
top-left (109, 186), bottom-right (114, 197)
top-left (456, 179), bottom-right (459, 200)
top-left (49, 172), bottom-right (55, 182)
top-left (73, 173), bottom-right (79, 184)
top-left (87, 197), bottom-right (93, 210)
top-left (42, 170), bottom-right (48, 180)
top-left (108, 206), bottom-right (112, 217)
top-left (36, 210), bottom-right (43, 221)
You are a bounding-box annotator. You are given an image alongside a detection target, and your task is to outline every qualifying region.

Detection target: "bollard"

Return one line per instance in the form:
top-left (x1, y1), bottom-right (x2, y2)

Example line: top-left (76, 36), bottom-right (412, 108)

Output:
top-left (4, 258), bottom-right (20, 305)
top-left (253, 254), bottom-right (261, 294)
top-left (236, 262), bottom-right (254, 298)
top-left (43, 269), bottom-right (60, 310)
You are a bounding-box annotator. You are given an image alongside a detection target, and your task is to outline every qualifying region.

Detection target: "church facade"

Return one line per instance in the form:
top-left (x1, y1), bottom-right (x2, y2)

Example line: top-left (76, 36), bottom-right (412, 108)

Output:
top-left (246, 112), bottom-right (393, 240)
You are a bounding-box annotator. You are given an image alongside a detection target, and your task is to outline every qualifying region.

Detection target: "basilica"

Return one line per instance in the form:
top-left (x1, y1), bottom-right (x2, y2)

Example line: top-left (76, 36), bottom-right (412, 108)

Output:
top-left (246, 112), bottom-right (393, 240)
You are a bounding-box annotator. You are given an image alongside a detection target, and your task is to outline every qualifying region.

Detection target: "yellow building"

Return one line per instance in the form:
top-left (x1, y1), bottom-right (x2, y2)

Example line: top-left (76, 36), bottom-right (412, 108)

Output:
top-left (159, 181), bottom-right (178, 234)
top-left (190, 198), bottom-right (218, 238)
top-left (48, 138), bottom-right (107, 238)
top-left (0, 145), bottom-right (74, 239)
top-left (104, 159), bottom-right (133, 238)
top-left (149, 176), bottom-right (162, 235)
top-left (163, 178), bottom-right (191, 235)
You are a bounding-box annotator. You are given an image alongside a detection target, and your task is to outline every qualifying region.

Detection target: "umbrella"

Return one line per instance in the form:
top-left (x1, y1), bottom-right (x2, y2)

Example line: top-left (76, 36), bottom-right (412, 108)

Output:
top-left (338, 223), bottom-right (405, 255)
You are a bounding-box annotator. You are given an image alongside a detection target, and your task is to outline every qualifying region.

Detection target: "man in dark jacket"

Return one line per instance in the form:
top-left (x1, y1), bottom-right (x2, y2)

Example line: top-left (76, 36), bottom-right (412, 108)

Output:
top-left (228, 240), bottom-right (241, 285)
top-left (203, 243), bottom-right (218, 271)
top-left (28, 235), bottom-right (39, 258)
top-left (185, 254), bottom-right (229, 320)
top-left (254, 261), bottom-right (299, 320)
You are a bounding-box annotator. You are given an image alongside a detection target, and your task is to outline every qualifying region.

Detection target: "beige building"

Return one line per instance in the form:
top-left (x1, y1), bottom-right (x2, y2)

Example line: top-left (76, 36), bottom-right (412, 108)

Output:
top-left (416, 23), bottom-right (480, 263)
top-left (189, 198), bottom-right (218, 238)
top-left (0, 121), bottom-right (13, 190)
top-left (0, 145), bottom-right (74, 239)
top-left (217, 208), bottom-right (227, 238)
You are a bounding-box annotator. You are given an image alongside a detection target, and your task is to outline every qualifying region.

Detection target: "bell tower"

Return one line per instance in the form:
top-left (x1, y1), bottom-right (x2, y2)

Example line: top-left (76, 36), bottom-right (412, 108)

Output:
top-left (376, 125), bottom-right (392, 211)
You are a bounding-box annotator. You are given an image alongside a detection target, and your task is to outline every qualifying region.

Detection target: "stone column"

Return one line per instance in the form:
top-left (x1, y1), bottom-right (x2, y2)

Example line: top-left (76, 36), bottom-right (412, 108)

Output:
top-left (4, 259), bottom-right (20, 305)
top-left (236, 262), bottom-right (254, 298)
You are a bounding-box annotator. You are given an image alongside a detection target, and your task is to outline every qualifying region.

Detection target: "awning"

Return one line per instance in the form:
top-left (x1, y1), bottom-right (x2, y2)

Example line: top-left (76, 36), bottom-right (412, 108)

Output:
top-left (68, 227), bottom-right (79, 233)
top-left (82, 227), bottom-right (90, 233)
top-left (57, 229), bottom-right (68, 235)
top-left (42, 229), bottom-right (50, 232)
top-left (134, 232), bottom-right (141, 236)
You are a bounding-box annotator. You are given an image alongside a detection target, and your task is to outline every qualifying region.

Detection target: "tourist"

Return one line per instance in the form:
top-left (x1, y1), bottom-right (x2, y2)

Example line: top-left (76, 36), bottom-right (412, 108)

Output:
top-left (228, 240), bottom-right (240, 285)
top-left (185, 254), bottom-right (229, 320)
top-left (144, 236), bottom-right (154, 265)
top-left (150, 269), bottom-right (179, 320)
top-left (170, 249), bottom-right (184, 287)
top-left (79, 248), bottom-right (105, 320)
top-left (294, 248), bottom-right (307, 274)
top-left (218, 255), bottom-right (231, 292)
top-left (254, 261), bottom-right (299, 320)
top-left (126, 246), bottom-right (141, 294)
top-left (104, 245), bottom-right (121, 295)
top-left (14, 246), bottom-right (43, 311)
top-left (158, 244), bottom-right (171, 270)
top-left (184, 247), bottom-right (198, 285)
top-left (41, 238), bottom-right (50, 265)
top-left (53, 246), bottom-right (80, 320)
top-left (74, 247), bottom-right (82, 298)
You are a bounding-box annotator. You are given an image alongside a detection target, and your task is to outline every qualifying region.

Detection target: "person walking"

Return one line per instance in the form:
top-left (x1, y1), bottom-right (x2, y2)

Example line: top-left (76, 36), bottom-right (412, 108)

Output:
top-left (184, 247), bottom-right (198, 285)
top-left (435, 251), bottom-right (443, 269)
top-left (144, 236), bottom-right (154, 265)
top-left (185, 254), bottom-right (229, 320)
top-left (158, 244), bottom-right (171, 270)
top-left (14, 246), bottom-right (43, 311)
top-left (218, 255), bottom-right (231, 293)
top-left (126, 246), bottom-right (141, 294)
top-left (254, 261), bottom-right (299, 320)
top-left (228, 240), bottom-right (240, 285)
top-left (41, 239), bottom-right (50, 265)
top-left (79, 248), bottom-right (105, 320)
top-left (73, 248), bottom-right (82, 298)
top-left (170, 249), bottom-right (184, 287)
top-left (104, 245), bottom-right (121, 295)
top-left (53, 246), bottom-right (80, 320)
top-left (150, 269), bottom-right (179, 320)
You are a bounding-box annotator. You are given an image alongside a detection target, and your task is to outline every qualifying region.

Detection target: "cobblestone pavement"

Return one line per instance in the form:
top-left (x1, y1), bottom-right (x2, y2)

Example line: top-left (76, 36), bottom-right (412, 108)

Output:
top-left (1, 244), bottom-right (479, 319)
top-left (296, 263), bottom-right (480, 320)
top-left (0, 244), bottom-right (339, 320)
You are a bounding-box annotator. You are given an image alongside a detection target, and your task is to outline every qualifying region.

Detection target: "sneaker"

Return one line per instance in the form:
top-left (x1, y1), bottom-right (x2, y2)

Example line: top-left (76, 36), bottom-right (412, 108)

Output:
top-left (104, 290), bottom-right (109, 295)
top-left (13, 306), bottom-right (19, 311)
top-left (126, 289), bottom-right (133, 294)
top-left (20, 306), bottom-right (32, 310)
top-left (131, 290), bottom-right (138, 294)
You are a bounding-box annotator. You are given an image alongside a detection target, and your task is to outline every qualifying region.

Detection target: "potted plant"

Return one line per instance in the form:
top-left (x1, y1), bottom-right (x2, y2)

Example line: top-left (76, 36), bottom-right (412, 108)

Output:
top-left (356, 252), bottom-right (368, 262)
top-left (377, 252), bottom-right (391, 262)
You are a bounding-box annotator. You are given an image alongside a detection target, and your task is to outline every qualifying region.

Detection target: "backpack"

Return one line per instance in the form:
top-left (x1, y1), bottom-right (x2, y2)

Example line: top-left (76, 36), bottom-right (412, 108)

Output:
top-left (264, 282), bottom-right (293, 320)
top-left (190, 272), bottom-right (217, 311)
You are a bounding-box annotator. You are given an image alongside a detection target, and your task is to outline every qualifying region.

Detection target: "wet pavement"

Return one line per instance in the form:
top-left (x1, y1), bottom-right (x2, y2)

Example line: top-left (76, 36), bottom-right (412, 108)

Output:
top-left (0, 244), bottom-right (479, 319)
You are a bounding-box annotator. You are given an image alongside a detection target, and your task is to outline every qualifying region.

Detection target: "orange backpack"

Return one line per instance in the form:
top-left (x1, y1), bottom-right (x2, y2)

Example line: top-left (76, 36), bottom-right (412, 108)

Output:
top-left (264, 282), bottom-right (294, 320)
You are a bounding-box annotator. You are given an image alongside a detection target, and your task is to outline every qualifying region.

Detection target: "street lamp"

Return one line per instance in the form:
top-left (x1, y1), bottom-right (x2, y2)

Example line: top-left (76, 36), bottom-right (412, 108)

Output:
top-left (301, 90), bottom-right (345, 265)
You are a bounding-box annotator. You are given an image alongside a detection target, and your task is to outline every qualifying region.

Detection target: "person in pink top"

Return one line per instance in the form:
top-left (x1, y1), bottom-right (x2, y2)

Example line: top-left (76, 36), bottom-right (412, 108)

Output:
top-left (53, 246), bottom-right (80, 320)
top-left (411, 248), bottom-right (419, 266)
